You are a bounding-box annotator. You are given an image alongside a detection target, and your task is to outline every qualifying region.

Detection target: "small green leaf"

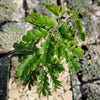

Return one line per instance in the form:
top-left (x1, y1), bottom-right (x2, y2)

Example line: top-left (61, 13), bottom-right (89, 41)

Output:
top-left (39, 75), bottom-right (44, 80)
top-left (73, 46), bottom-right (84, 56)
top-left (38, 85), bottom-right (42, 91)
top-left (67, 10), bottom-right (78, 20)
top-left (60, 32), bottom-right (71, 40)
top-left (75, 20), bottom-right (86, 41)
top-left (79, 32), bottom-right (86, 41)
top-left (39, 47), bottom-right (47, 54)
top-left (43, 15), bottom-right (50, 25)
top-left (60, 8), bottom-right (66, 17)
top-left (23, 31), bottom-right (36, 42)
top-left (55, 64), bottom-right (65, 72)
top-left (68, 62), bottom-right (71, 68)
top-left (13, 41), bottom-right (25, 50)
top-left (45, 4), bottom-right (60, 16)
top-left (16, 70), bottom-right (23, 77)
top-left (59, 23), bottom-right (66, 32)
top-left (22, 81), bottom-right (28, 86)
top-left (44, 85), bottom-right (51, 95)
top-left (70, 45), bottom-right (76, 51)
top-left (38, 87), bottom-right (42, 97)
top-left (31, 63), bottom-right (37, 71)
top-left (40, 28), bottom-right (48, 35)
top-left (28, 83), bottom-right (31, 90)
top-left (42, 89), bottom-right (46, 96)
top-left (40, 70), bottom-right (45, 74)
top-left (53, 80), bottom-right (62, 87)
top-left (33, 29), bottom-right (43, 37)
top-left (49, 16), bottom-right (57, 27)
top-left (70, 38), bottom-right (77, 44)
top-left (72, 66), bottom-right (79, 72)
top-left (44, 81), bottom-right (49, 86)
top-left (38, 81), bottom-right (42, 86)
top-left (25, 17), bottom-right (32, 23)
top-left (40, 41), bottom-right (49, 47)
top-left (53, 71), bottom-right (59, 78)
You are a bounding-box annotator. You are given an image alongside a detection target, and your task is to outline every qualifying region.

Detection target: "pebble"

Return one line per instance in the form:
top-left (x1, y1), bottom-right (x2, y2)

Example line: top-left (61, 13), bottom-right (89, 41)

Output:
top-left (20, 95), bottom-right (28, 100)
top-left (9, 89), bottom-right (21, 99)
top-left (48, 96), bottom-right (54, 100)
top-left (95, 11), bottom-right (100, 17)
top-left (11, 82), bottom-right (17, 89)
top-left (62, 91), bottom-right (72, 100)
top-left (28, 94), bottom-right (39, 100)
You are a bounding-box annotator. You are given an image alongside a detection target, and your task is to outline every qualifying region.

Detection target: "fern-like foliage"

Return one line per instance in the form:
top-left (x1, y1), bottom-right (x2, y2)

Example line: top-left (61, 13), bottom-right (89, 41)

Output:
top-left (38, 70), bottom-right (51, 96)
top-left (13, 4), bottom-right (86, 96)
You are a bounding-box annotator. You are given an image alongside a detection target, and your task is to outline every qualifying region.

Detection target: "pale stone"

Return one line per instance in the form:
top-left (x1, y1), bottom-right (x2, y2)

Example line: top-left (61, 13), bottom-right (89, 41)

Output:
top-left (57, 88), bottom-right (64, 94)
top-left (52, 92), bottom-right (60, 99)
top-left (28, 96), bottom-right (33, 100)
top-left (13, 0), bottom-right (23, 5)
top-left (12, 0), bottom-right (25, 21)
top-left (20, 95), bottom-right (28, 100)
top-left (31, 85), bottom-right (38, 93)
top-left (19, 87), bottom-right (24, 93)
top-left (23, 86), bottom-right (28, 92)
top-left (28, 94), bottom-right (39, 100)
top-left (62, 78), bottom-right (67, 84)
top-left (62, 91), bottom-right (72, 100)
top-left (95, 11), bottom-right (100, 17)
top-left (62, 84), bottom-right (69, 91)
top-left (56, 95), bottom-right (63, 100)
top-left (53, 94), bottom-right (63, 100)
top-left (40, 96), bottom-right (48, 100)
top-left (11, 82), bottom-right (17, 89)
top-left (8, 79), bottom-right (13, 89)
top-left (26, 90), bottom-right (33, 95)
top-left (8, 98), bottom-right (15, 100)
top-left (8, 89), bottom-right (21, 99)
top-left (48, 96), bottom-right (54, 100)
top-left (26, 86), bottom-right (37, 95)
top-left (27, 0), bottom-right (39, 14)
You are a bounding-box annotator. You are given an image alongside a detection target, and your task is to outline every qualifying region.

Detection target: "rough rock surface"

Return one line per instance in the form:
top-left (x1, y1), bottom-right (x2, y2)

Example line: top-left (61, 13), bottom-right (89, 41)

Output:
top-left (8, 57), bottom-right (72, 100)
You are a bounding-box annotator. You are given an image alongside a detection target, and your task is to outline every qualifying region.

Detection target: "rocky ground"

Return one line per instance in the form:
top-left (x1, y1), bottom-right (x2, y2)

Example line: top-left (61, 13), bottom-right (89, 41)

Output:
top-left (0, 0), bottom-right (100, 100)
top-left (72, 2), bottom-right (100, 100)
top-left (8, 57), bottom-right (72, 100)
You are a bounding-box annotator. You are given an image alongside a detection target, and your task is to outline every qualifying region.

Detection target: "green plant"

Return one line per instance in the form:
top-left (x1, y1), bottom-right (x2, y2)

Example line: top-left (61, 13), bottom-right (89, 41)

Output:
top-left (13, 4), bottom-right (86, 96)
